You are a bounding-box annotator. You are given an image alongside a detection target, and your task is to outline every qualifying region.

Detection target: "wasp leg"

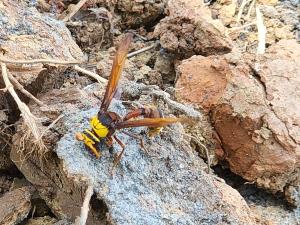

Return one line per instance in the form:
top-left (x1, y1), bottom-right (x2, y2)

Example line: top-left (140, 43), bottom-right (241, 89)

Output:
top-left (122, 107), bottom-right (164, 139)
top-left (105, 136), bottom-right (113, 147)
top-left (105, 136), bottom-right (114, 154)
top-left (123, 106), bottom-right (162, 120)
top-left (123, 108), bottom-right (145, 121)
top-left (76, 132), bottom-right (101, 159)
top-left (86, 143), bottom-right (101, 159)
top-left (121, 130), bottom-right (147, 152)
top-left (112, 135), bottom-right (126, 168)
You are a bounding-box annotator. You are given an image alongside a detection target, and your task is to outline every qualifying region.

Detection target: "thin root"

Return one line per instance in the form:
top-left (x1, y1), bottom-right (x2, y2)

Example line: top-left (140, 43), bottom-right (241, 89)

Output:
top-left (75, 184), bottom-right (94, 225)
top-left (0, 56), bottom-right (81, 65)
top-left (73, 65), bottom-right (107, 84)
top-left (127, 43), bottom-right (158, 58)
top-left (8, 72), bottom-right (44, 106)
top-left (1, 63), bottom-right (47, 160)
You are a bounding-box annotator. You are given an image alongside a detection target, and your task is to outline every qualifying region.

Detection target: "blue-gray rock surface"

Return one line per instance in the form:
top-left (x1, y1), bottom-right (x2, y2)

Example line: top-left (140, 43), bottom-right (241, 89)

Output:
top-left (11, 82), bottom-right (255, 225)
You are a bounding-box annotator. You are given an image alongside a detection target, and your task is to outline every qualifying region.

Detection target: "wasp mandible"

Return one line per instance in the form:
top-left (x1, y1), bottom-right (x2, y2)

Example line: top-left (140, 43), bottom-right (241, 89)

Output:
top-left (76, 33), bottom-right (188, 167)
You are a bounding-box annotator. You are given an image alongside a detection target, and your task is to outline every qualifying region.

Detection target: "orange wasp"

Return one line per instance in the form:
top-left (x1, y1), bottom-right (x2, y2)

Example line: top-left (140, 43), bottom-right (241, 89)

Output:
top-left (76, 33), bottom-right (187, 167)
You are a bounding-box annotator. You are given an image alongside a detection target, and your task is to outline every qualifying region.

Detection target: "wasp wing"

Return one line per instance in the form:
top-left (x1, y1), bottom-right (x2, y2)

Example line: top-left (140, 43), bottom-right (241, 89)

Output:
top-left (100, 33), bottom-right (133, 112)
top-left (115, 117), bottom-right (189, 129)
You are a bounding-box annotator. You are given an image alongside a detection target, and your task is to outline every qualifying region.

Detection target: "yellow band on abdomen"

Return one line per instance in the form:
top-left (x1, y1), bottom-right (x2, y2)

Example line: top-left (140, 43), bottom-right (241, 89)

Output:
top-left (90, 116), bottom-right (109, 138)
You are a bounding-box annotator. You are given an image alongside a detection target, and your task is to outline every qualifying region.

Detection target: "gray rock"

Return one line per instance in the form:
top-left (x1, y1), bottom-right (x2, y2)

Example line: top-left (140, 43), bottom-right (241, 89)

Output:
top-left (54, 91), bottom-right (254, 224)
top-left (11, 83), bottom-right (254, 224)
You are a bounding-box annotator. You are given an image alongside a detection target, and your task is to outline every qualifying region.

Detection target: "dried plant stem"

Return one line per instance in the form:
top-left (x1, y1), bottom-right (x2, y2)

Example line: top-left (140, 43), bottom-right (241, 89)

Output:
top-left (1, 63), bottom-right (42, 142)
top-left (127, 43), bottom-right (157, 58)
top-left (256, 6), bottom-right (266, 55)
top-left (73, 65), bottom-right (107, 84)
top-left (39, 114), bottom-right (64, 139)
top-left (7, 73), bottom-right (44, 106)
top-left (150, 88), bottom-right (201, 118)
top-left (75, 185), bottom-right (94, 225)
top-left (246, 0), bottom-right (256, 20)
top-left (127, 30), bottom-right (148, 41)
top-left (0, 56), bottom-right (81, 65)
top-left (228, 22), bottom-right (257, 33)
top-left (63, 0), bottom-right (89, 22)
top-left (0, 56), bottom-right (108, 86)
top-left (237, 0), bottom-right (250, 23)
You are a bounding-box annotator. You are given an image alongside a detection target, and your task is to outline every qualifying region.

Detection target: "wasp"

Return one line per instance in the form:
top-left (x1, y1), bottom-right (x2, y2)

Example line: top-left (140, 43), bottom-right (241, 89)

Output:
top-left (75, 33), bottom-right (188, 167)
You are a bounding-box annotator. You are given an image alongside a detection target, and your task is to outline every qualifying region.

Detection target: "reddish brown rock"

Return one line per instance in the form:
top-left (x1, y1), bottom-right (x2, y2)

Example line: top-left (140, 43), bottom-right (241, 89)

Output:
top-left (175, 55), bottom-right (228, 111)
top-left (153, 0), bottom-right (232, 58)
top-left (175, 40), bottom-right (300, 206)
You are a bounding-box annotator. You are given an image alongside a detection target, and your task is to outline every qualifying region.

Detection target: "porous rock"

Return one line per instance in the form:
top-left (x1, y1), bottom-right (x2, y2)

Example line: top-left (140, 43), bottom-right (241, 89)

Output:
top-left (215, 0), bottom-right (298, 51)
top-left (153, 0), bottom-right (232, 58)
top-left (11, 82), bottom-right (255, 224)
top-left (0, 187), bottom-right (32, 225)
top-left (0, 0), bottom-right (83, 120)
top-left (175, 40), bottom-right (300, 206)
top-left (175, 55), bottom-right (228, 111)
top-left (0, 0), bottom-right (83, 85)
top-left (0, 176), bottom-right (13, 196)
top-left (25, 216), bottom-right (58, 225)
top-left (0, 111), bottom-right (15, 172)
top-left (116, 0), bottom-right (166, 28)
top-left (254, 40), bottom-right (300, 206)
top-left (0, 146), bottom-right (15, 172)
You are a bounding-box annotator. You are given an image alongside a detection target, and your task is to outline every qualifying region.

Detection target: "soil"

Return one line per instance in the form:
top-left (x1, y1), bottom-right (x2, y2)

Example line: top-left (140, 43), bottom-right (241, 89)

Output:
top-left (0, 0), bottom-right (299, 224)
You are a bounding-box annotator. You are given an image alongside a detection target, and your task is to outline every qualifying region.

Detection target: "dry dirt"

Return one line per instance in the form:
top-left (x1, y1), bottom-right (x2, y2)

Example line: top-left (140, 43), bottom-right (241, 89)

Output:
top-left (0, 0), bottom-right (299, 224)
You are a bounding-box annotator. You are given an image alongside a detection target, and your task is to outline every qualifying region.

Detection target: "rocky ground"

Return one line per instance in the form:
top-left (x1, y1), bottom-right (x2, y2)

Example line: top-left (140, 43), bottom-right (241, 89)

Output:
top-left (0, 0), bottom-right (299, 224)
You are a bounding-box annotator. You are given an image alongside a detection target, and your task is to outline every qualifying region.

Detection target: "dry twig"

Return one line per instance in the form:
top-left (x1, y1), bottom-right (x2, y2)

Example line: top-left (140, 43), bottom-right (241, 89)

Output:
top-left (246, 0), bottom-right (256, 20)
top-left (39, 114), bottom-right (64, 139)
top-left (0, 56), bottom-right (81, 65)
top-left (127, 43), bottom-right (158, 58)
top-left (228, 22), bottom-right (257, 33)
top-left (73, 65), bottom-right (107, 84)
top-left (63, 0), bottom-right (89, 22)
top-left (75, 185), bottom-right (94, 225)
top-left (7, 73), bottom-right (44, 106)
top-left (122, 81), bottom-right (201, 118)
top-left (256, 6), bottom-right (266, 54)
top-left (236, 0), bottom-right (251, 23)
top-left (0, 55), bottom-right (108, 88)
top-left (1, 63), bottom-right (45, 151)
